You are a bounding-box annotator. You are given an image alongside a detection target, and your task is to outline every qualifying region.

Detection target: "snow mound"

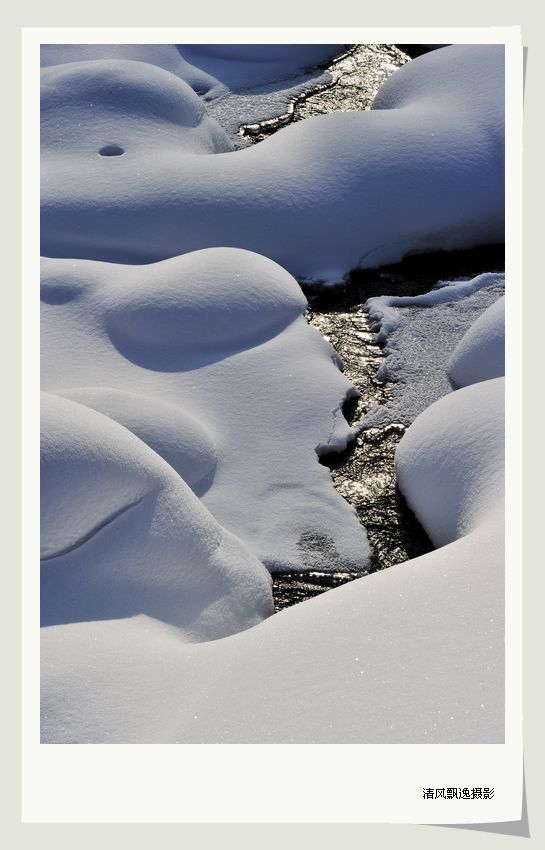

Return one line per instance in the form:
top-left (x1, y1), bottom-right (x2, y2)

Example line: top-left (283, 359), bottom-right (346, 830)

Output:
top-left (41, 392), bottom-right (273, 640)
top-left (362, 273), bottom-right (505, 428)
top-left (448, 295), bottom-right (505, 387)
top-left (41, 59), bottom-right (233, 159)
top-left (56, 387), bottom-right (218, 495)
top-left (396, 377), bottom-right (504, 547)
top-left (41, 43), bottom-right (344, 102)
top-left (41, 248), bottom-right (369, 573)
top-left (42, 377), bottom-right (504, 743)
top-left (41, 44), bottom-right (217, 97)
top-left (103, 247), bottom-right (307, 368)
top-left (177, 44), bottom-right (344, 95)
top-left (41, 45), bottom-right (504, 277)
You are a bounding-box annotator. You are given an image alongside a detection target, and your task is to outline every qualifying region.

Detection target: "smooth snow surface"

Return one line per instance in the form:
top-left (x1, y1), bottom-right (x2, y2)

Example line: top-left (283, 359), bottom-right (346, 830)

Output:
top-left (42, 377), bottom-right (504, 743)
top-left (396, 378), bottom-right (504, 548)
top-left (41, 248), bottom-right (368, 574)
top-left (448, 296), bottom-right (505, 387)
top-left (41, 45), bottom-right (504, 278)
top-left (41, 392), bottom-right (274, 640)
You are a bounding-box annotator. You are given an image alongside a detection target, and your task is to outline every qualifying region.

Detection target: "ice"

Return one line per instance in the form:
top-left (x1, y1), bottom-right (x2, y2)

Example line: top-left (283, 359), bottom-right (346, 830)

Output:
top-left (363, 273), bottom-right (505, 428)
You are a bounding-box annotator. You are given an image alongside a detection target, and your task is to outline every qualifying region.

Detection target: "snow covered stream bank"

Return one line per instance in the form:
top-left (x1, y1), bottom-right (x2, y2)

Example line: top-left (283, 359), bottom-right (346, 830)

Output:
top-left (40, 43), bottom-right (506, 742)
top-left (239, 44), bottom-right (408, 143)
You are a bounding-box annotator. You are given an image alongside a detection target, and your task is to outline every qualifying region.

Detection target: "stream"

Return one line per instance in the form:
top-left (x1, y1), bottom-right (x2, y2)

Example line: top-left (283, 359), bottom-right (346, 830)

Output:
top-left (234, 45), bottom-right (505, 612)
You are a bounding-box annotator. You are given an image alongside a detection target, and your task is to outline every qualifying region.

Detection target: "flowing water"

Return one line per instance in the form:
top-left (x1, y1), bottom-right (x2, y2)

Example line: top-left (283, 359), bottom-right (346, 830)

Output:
top-left (235, 46), bottom-right (505, 611)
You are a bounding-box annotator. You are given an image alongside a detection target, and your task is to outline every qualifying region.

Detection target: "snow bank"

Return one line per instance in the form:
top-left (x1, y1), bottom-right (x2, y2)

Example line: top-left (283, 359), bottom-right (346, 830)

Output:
top-left (42, 377), bottom-right (504, 743)
top-left (41, 43), bottom-right (343, 102)
top-left (56, 387), bottom-right (218, 495)
top-left (396, 377), bottom-right (504, 548)
top-left (362, 273), bottom-right (505, 428)
top-left (176, 44), bottom-right (344, 97)
top-left (41, 392), bottom-right (273, 641)
top-left (41, 45), bottom-right (504, 279)
top-left (448, 295), bottom-right (505, 387)
top-left (41, 248), bottom-right (369, 573)
top-left (41, 59), bottom-right (233, 157)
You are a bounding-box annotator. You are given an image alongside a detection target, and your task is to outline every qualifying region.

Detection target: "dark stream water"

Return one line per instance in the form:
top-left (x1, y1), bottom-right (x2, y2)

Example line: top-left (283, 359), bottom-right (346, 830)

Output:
top-left (237, 46), bottom-right (505, 611)
top-left (273, 245), bottom-right (505, 612)
top-left (239, 44), bottom-right (408, 143)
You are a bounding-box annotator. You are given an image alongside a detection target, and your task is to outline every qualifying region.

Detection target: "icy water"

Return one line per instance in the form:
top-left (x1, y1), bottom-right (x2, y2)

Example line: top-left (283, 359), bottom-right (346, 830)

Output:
top-left (239, 44), bottom-right (408, 142)
top-left (237, 46), bottom-right (505, 611)
top-left (273, 245), bottom-right (505, 611)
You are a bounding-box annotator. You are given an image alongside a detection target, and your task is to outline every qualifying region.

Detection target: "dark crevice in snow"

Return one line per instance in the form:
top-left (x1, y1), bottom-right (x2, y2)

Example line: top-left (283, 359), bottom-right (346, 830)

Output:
top-left (41, 494), bottom-right (145, 561)
top-left (98, 144), bottom-right (125, 156)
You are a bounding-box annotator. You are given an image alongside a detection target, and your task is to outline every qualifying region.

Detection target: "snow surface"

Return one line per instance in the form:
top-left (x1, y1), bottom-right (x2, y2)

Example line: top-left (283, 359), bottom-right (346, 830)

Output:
top-left (41, 392), bottom-right (274, 641)
top-left (41, 45), bottom-right (504, 279)
top-left (40, 43), bottom-right (506, 744)
top-left (396, 377), bottom-right (504, 548)
top-left (41, 43), bottom-right (343, 101)
top-left (42, 376), bottom-right (504, 743)
top-left (41, 248), bottom-right (368, 574)
top-left (448, 295), bottom-right (505, 387)
top-left (40, 44), bottom-right (344, 145)
top-left (363, 273), bottom-right (505, 428)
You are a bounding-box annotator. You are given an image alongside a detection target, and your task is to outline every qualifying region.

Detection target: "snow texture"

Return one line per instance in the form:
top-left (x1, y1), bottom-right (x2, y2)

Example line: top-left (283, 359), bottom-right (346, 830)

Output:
top-left (40, 43), bottom-right (506, 744)
top-left (41, 45), bottom-right (504, 280)
top-left (40, 43), bottom-right (344, 146)
top-left (41, 248), bottom-right (368, 574)
top-left (363, 273), bottom-right (505, 428)
top-left (396, 377), bottom-right (504, 548)
top-left (42, 377), bottom-right (504, 743)
top-left (448, 296), bottom-right (505, 387)
top-left (41, 392), bottom-right (274, 641)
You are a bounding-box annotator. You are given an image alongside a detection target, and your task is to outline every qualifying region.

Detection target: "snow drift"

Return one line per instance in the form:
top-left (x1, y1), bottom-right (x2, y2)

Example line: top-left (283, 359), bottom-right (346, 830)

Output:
top-left (41, 45), bottom-right (504, 280)
top-left (42, 375), bottom-right (504, 743)
top-left (39, 42), bottom-right (506, 745)
top-left (363, 273), bottom-right (505, 427)
top-left (41, 248), bottom-right (369, 574)
top-left (448, 295), bottom-right (505, 388)
top-left (41, 392), bottom-right (274, 640)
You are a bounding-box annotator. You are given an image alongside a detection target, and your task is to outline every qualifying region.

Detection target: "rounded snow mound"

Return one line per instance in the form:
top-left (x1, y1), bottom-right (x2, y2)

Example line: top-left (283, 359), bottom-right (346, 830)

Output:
top-left (41, 392), bottom-right (273, 640)
top-left (395, 377), bottom-right (504, 547)
top-left (373, 43), bottom-right (504, 121)
top-left (56, 387), bottom-right (218, 495)
top-left (41, 45), bottom-right (504, 272)
top-left (103, 248), bottom-right (307, 368)
top-left (448, 296), bottom-right (505, 388)
top-left (41, 59), bottom-right (233, 156)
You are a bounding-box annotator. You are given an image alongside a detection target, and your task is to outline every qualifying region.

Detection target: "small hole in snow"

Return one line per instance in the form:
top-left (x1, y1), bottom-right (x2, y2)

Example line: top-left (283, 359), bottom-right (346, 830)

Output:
top-left (98, 145), bottom-right (125, 157)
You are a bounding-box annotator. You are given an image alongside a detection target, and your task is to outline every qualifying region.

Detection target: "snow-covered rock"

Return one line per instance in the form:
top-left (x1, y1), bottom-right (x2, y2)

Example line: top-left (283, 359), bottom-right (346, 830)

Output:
top-left (41, 248), bottom-right (369, 573)
top-left (41, 45), bottom-right (504, 279)
top-left (448, 295), bottom-right (505, 387)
